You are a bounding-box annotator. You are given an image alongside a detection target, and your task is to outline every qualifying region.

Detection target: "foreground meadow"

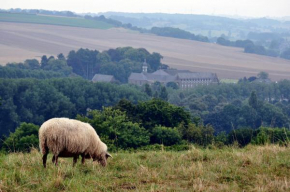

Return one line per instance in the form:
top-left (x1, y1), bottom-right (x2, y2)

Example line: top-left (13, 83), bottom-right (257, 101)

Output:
top-left (1, 145), bottom-right (290, 192)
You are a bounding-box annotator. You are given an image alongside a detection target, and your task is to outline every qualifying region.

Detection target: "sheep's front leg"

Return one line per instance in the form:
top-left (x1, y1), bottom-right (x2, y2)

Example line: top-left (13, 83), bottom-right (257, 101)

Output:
top-left (81, 154), bottom-right (85, 165)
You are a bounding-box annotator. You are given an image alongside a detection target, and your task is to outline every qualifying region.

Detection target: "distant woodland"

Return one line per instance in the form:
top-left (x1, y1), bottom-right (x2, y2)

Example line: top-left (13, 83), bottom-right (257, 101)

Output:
top-left (0, 9), bottom-right (290, 151)
top-left (1, 47), bottom-right (290, 151)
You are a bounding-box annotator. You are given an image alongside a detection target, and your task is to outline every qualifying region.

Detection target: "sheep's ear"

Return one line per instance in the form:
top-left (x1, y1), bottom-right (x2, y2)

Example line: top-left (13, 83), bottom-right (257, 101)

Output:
top-left (106, 153), bottom-right (112, 158)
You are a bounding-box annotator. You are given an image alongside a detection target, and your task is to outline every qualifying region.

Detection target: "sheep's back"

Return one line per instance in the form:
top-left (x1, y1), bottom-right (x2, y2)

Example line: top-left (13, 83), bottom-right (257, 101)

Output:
top-left (39, 118), bottom-right (95, 154)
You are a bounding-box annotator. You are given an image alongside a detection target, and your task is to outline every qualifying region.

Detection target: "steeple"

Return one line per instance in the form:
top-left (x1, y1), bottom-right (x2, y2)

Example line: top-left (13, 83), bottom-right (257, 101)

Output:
top-left (142, 59), bottom-right (148, 73)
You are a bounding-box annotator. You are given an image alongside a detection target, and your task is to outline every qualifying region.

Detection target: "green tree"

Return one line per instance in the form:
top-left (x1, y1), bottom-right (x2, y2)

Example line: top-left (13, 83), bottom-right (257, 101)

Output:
top-left (178, 123), bottom-right (214, 146)
top-left (43, 58), bottom-right (72, 75)
top-left (146, 52), bottom-right (163, 71)
top-left (151, 125), bottom-right (181, 146)
top-left (41, 55), bottom-right (48, 69)
top-left (159, 86), bottom-right (168, 101)
top-left (166, 82), bottom-right (179, 89)
top-left (249, 91), bottom-right (258, 110)
top-left (144, 84), bottom-right (152, 97)
top-left (136, 98), bottom-right (191, 129)
top-left (228, 128), bottom-right (254, 147)
top-left (259, 103), bottom-right (289, 128)
top-left (67, 48), bottom-right (99, 79)
top-left (239, 104), bottom-right (260, 128)
top-left (216, 37), bottom-right (232, 46)
top-left (96, 52), bottom-right (111, 64)
top-left (257, 71), bottom-right (269, 79)
top-left (3, 123), bottom-right (39, 152)
top-left (77, 108), bottom-right (150, 149)
top-left (123, 47), bottom-right (148, 62)
top-left (24, 59), bottom-right (40, 70)
top-left (57, 53), bottom-right (66, 60)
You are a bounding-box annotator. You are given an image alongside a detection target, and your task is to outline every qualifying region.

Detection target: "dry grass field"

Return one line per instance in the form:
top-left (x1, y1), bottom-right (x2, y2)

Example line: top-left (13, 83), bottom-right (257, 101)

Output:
top-left (1, 22), bottom-right (290, 80)
top-left (1, 145), bottom-right (290, 191)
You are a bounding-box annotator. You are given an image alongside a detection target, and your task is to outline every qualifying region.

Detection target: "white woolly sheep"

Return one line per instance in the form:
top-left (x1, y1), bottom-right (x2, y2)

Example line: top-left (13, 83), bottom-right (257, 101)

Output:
top-left (39, 117), bottom-right (112, 168)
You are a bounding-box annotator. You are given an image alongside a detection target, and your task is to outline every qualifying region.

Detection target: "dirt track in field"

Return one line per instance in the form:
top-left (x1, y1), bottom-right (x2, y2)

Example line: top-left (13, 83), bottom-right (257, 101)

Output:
top-left (1, 22), bottom-right (290, 80)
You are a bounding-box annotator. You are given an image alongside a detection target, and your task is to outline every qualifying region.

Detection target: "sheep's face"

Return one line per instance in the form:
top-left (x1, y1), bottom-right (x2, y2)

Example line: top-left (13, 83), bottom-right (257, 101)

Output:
top-left (93, 152), bottom-right (112, 167)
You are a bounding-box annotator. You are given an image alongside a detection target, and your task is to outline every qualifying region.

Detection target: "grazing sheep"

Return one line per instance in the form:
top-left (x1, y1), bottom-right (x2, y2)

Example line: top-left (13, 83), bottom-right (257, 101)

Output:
top-left (39, 118), bottom-right (112, 168)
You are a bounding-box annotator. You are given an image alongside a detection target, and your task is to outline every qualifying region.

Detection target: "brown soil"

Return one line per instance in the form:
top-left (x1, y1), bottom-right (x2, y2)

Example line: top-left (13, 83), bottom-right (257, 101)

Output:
top-left (1, 22), bottom-right (290, 80)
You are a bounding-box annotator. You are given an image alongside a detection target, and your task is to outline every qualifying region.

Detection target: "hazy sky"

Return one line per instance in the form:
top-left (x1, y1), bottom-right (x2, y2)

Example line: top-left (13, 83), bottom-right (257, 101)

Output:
top-left (1, 0), bottom-right (290, 18)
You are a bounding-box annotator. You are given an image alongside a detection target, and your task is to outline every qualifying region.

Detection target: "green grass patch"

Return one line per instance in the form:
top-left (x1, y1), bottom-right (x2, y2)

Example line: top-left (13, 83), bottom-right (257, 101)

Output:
top-left (0, 12), bottom-right (114, 29)
top-left (1, 145), bottom-right (290, 191)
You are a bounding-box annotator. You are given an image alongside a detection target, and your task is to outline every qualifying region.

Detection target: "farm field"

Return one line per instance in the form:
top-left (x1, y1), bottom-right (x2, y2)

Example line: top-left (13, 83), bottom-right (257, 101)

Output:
top-left (1, 22), bottom-right (290, 80)
top-left (0, 145), bottom-right (290, 191)
top-left (0, 13), bottom-right (113, 29)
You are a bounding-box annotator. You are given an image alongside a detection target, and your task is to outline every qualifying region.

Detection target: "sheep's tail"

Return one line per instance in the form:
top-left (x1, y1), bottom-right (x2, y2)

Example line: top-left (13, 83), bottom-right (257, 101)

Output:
top-left (39, 133), bottom-right (48, 155)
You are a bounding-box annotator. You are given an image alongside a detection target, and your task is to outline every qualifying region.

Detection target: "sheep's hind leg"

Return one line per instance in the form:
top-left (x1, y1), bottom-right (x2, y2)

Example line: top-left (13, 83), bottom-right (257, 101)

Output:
top-left (42, 146), bottom-right (49, 168)
top-left (73, 156), bottom-right (78, 167)
top-left (54, 155), bottom-right (59, 166)
top-left (52, 155), bottom-right (55, 163)
top-left (42, 153), bottom-right (48, 168)
top-left (81, 154), bottom-right (85, 165)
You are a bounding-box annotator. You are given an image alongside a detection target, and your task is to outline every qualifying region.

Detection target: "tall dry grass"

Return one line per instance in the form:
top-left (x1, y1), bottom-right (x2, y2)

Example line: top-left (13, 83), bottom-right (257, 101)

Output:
top-left (0, 145), bottom-right (290, 191)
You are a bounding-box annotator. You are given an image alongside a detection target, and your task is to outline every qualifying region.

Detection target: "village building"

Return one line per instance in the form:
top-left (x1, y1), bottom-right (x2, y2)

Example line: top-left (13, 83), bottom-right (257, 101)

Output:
top-left (128, 61), bottom-right (219, 89)
top-left (92, 74), bottom-right (116, 83)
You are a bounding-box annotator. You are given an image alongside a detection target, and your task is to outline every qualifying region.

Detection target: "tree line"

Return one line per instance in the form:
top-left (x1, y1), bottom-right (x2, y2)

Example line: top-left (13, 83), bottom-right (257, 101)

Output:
top-left (150, 27), bottom-right (209, 42)
top-left (1, 48), bottom-right (290, 152)
top-left (0, 78), bottom-right (149, 137)
top-left (67, 47), bottom-right (163, 82)
top-left (1, 47), bottom-right (164, 83)
top-left (216, 37), bottom-right (290, 59)
top-left (1, 78), bottom-right (290, 152)
top-left (168, 79), bottom-right (290, 133)
top-left (2, 102), bottom-right (290, 152)
top-left (1, 68), bottom-right (290, 141)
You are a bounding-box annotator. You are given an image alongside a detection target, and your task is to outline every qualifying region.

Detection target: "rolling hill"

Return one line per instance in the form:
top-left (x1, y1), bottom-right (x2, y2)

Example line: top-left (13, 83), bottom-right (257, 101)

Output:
top-left (0, 12), bottom-right (113, 29)
top-left (1, 21), bottom-right (290, 80)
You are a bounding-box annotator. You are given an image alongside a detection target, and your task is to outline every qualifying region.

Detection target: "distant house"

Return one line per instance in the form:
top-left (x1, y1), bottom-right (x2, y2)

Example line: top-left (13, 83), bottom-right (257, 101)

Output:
top-left (92, 74), bottom-right (116, 83)
top-left (128, 61), bottom-right (219, 89)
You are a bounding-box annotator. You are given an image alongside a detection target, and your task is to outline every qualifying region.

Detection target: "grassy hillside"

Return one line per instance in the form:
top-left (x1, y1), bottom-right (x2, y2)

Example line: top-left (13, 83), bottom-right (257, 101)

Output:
top-left (1, 145), bottom-right (290, 191)
top-left (0, 12), bottom-right (113, 29)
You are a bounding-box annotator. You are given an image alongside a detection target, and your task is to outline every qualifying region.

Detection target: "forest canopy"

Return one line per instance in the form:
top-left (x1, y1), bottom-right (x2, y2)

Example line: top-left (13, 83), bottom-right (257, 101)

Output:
top-left (1, 47), bottom-right (290, 151)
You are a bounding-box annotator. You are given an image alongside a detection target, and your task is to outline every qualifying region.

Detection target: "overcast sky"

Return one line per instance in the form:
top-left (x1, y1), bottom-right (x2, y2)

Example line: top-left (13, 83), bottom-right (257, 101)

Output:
top-left (1, 0), bottom-right (290, 18)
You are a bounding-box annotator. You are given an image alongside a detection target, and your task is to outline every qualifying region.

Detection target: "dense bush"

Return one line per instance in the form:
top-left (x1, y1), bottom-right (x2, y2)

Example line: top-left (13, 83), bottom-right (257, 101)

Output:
top-left (227, 127), bottom-right (290, 147)
top-left (151, 126), bottom-right (182, 146)
top-left (77, 108), bottom-right (150, 150)
top-left (252, 127), bottom-right (290, 145)
top-left (2, 123), bottom-right (39, 152)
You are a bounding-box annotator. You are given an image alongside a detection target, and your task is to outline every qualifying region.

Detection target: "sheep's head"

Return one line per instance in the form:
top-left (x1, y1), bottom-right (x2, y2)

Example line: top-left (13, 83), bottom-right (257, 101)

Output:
top-left (93, 152), bottom-right (112, 166)
top-left (92, 141), bottom-right (112, 166)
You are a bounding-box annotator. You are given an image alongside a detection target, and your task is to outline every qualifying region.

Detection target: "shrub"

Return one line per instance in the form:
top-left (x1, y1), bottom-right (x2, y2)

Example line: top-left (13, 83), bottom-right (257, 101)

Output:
top-left (228, 128), bottom-right (254, 147)
top-left (3, 123), bottom-right (39, 152)
top-left (151, 126), bottom-right (182, 146)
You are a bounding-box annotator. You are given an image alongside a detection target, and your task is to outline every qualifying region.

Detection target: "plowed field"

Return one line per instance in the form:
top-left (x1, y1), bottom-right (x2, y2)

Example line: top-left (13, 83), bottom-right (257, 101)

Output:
top-left (1, 22), bottom-right (290, 80)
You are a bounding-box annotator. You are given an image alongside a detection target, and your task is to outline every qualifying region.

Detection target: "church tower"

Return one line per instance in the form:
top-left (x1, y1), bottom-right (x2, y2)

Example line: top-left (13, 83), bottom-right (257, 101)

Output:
top-left (142, 59), bottom-right (148, 73)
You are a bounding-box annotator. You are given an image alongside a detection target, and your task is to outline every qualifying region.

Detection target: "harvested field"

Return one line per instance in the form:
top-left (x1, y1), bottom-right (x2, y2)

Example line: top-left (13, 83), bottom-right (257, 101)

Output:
top-left (1, 22), bottom-right (290, 80)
